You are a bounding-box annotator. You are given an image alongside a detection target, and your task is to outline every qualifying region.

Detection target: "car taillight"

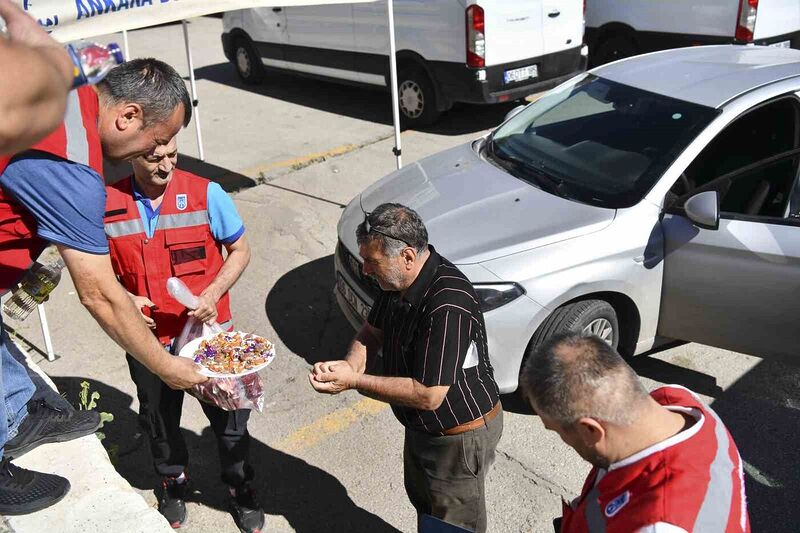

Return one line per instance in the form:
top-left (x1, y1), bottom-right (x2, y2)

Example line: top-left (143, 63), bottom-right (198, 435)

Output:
top-left (736, 0), bottom-right (758, 43)
top-left (466, 5), bottom-right (485, 68)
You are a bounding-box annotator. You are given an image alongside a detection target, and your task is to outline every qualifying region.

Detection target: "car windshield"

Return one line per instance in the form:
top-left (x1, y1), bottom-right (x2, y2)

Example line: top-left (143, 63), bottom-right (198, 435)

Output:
top-left (486, 74), bottom-right (719, 208)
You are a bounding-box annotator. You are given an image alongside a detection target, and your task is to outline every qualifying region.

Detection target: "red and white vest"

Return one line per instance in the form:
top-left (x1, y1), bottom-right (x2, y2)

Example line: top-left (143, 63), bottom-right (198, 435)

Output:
top-left (561, 385), bottom-right (749, 533)
top-left (104, 169), bottom-right (232, 344)
top-left (0, 87), bottom-right (103, 292)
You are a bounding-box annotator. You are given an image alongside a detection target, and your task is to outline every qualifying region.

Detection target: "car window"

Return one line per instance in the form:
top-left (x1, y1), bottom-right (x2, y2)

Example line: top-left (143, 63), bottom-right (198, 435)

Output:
top-left (487, 75), bottom-right (718, 208)
top-left (668, 97), bottom-right (800, 219)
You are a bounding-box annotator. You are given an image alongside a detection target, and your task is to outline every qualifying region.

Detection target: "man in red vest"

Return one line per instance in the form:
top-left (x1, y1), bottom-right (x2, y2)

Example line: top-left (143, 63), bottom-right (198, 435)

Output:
top-left (0, 58), bottom-right (207, 515)
top-left (104, 136), bottom-right (261, 531)
top-left (520, 333), bottom-right (750, 533)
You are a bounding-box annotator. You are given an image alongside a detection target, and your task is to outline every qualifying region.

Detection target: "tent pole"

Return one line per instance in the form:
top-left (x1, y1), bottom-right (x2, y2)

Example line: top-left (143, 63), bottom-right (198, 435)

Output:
top-left (182, 20), bottom-right (205, 161)
top-left (122, 29), bottom-right (130, 60)
top-left (386, 0), bottom-right (402, 169)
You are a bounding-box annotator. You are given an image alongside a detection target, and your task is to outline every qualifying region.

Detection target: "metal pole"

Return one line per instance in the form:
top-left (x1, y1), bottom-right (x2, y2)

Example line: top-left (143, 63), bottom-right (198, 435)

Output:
top-left (386, 0), bottom-right (402, 169)
top-left (182, 20), bottom-right (205, 161)
top-left (122, 29), bottom-right (130, 60)
top-left (37, 304), bottom-right (55, 362)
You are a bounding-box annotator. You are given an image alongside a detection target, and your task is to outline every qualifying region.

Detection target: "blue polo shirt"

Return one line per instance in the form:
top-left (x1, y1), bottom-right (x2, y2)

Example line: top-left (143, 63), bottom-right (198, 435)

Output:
top-left (131, 178), bottom-right (245, 244)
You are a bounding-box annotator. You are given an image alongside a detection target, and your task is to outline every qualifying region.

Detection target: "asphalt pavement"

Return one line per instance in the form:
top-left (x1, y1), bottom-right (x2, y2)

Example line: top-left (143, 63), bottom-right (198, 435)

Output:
top-left (8, 16), bottom-right (799, 533)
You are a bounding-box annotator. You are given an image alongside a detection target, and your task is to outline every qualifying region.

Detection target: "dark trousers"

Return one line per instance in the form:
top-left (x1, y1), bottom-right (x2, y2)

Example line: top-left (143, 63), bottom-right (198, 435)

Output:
top-left (126, 354), bottom-right (254, 487)
top-left (404, 407), bottom-right (504, 533)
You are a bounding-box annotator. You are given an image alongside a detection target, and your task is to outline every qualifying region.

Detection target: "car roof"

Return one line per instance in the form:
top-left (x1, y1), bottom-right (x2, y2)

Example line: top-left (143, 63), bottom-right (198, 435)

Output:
top-left (594, 45), bottom-right (800, 109)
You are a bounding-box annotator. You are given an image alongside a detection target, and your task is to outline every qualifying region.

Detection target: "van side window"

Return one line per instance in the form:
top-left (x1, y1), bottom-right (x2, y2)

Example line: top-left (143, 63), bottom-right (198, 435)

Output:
top-left (669, 97), bottom-right (800, 219)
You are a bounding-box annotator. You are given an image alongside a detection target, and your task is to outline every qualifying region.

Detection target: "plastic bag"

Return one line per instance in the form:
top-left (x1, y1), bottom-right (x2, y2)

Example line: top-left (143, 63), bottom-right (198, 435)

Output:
top-left (169, 280), bottom-right (266, 413)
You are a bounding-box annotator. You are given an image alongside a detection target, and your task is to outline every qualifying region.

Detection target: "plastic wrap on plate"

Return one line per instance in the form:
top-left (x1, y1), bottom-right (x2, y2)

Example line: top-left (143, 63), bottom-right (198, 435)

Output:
top-left (174, 317), bottom-right (268, 412)
top-left (188, 372), bottom-right (265, 412)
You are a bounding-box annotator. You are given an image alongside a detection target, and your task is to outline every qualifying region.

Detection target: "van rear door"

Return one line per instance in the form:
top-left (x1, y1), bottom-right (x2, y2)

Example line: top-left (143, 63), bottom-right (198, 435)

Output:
top-left (478, 0), bottom-right (583, 66)
top-left (541, 0), bottom-right (584, 55)
top-left (479, 0), bottom-right (544, 66)
top-left (753, 0), bottom-right (800, 42)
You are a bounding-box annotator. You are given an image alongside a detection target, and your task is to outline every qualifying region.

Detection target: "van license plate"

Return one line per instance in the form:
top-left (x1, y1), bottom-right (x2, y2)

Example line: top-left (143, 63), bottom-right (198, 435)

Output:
top-left (504, 65), bottom-right (538, 84)
top-left (769, 40), bottom-right (791, 48)
top-left (337, 274), bottom-right (371, 321)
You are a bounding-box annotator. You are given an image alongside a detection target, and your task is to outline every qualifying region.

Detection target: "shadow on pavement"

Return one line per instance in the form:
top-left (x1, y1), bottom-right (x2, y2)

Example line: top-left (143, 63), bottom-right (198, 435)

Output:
top-left (193, 62), bottom-right (519, 136)
top-left (51, 376), bottom-right (400, 533)
top-left (103, 155), bottom-right (257, 193)
top-left (265, 255), bottom-right (353, 366)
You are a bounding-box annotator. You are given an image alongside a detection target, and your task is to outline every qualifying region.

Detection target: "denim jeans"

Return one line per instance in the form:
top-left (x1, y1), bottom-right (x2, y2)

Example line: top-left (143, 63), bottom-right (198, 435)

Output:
top-left (0, 320), bottom-right (35, 459)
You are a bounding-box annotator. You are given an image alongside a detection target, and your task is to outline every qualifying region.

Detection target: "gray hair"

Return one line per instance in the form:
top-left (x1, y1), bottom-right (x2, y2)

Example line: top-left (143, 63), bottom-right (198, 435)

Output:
top-left (98, 58), bottom-right (192, 128)
top-left (356, 202), bottom-right (428, 256)
top-left (520, 332), bottom-right (649, 427)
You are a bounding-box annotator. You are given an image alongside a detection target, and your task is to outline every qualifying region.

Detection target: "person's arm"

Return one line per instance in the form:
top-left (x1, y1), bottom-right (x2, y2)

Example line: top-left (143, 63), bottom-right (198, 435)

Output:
top-left (0, 0), bottom-right (73, 154)
top-left (58, 246), bottom-right (207, 389)
top-left (190, 234), bottom-right (251, 323)
top-left (309, 321), bottom-right (449, 410)
top-left (310, 361), bottom-right (449, 410)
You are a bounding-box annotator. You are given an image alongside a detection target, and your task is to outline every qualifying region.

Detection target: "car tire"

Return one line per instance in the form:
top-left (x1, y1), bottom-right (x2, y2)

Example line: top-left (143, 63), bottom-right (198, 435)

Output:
top-left (526, 299), bottom-right (619, 360)
top-left (397, 67), bottom-right (441, 128)
top-left (591, 34), bottom-right (638, 67)
top-left (233, 37), bottom-right (264, 84)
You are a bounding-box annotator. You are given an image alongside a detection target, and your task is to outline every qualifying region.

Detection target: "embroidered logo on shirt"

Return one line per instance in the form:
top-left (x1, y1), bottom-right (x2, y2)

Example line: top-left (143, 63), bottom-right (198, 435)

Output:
top-left (604, 491), bottom-right (630, 517)
top-left (176, 194), bottom-right (188, 211)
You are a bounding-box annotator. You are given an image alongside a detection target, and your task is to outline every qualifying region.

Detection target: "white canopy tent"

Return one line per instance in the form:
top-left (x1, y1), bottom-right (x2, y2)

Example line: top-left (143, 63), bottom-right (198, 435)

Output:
top-left (6, 0), bottom-right (405, 360)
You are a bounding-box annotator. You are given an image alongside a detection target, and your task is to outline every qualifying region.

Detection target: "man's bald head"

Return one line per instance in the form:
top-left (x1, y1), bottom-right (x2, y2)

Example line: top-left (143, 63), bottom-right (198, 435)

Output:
top-left (520, 332), bottom-right (649, 427)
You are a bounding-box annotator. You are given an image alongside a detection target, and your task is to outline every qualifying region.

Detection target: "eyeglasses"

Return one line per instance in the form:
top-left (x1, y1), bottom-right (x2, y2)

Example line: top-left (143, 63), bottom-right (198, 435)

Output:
top-left (359, 196), bottom-right (412, 247)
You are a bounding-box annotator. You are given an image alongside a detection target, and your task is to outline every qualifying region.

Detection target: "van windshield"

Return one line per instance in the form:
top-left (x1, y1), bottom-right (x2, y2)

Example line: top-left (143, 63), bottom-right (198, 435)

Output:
top-left (486, 74), bottom-right (719, 208)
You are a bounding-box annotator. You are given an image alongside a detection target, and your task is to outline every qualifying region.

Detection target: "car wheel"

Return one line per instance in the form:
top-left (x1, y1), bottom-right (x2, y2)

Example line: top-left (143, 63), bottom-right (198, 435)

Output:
top-left (397, 67), bottom-right (441, 128)
top-left (233, 37), bottom-right (264, 84)
top-left (591, 34), bottom-right (638, 67)
top-left (528, 299), bottom-right (620, 355)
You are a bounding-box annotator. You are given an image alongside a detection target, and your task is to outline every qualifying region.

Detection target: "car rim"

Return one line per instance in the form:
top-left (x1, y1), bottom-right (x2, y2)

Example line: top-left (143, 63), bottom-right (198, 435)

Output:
top-left (236, 47), bottom-right (251, 77)
top-left (399, 80), bottom-right (424, 119)
top-left (583, 318), bottom-right (614, 345)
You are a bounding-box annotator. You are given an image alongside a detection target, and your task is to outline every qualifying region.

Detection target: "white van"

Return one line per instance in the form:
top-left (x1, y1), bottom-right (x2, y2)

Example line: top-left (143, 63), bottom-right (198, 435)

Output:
top-left (586, 0), bottom-right (800, 66)
top-left (221, 1), bottom-right (588, 126)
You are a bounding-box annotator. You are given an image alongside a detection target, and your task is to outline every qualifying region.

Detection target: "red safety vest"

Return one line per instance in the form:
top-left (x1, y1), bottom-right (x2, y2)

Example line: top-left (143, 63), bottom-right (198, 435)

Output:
top-left (104, 169), bottom-right (232, 344)
top-left (561, 385), bottom-right (749, 533)
top-left (0, 87), bottom-right (103, 292)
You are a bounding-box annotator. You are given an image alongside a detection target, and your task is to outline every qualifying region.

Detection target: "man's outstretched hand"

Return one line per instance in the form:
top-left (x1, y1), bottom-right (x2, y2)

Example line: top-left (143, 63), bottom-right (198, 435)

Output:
top-left (309, 360), bottom-right (357, 395)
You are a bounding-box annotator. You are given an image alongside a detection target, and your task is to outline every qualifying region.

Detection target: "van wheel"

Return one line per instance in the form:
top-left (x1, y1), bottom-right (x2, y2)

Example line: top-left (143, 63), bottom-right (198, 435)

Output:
top-left (526, 298), bottom-right (619, 358)
top-left (234, 37), bottom-right (264, 84)
top-left (591, 34), bottom-right (638, 67)
top-left (397, 67), bottom-right (441, 128)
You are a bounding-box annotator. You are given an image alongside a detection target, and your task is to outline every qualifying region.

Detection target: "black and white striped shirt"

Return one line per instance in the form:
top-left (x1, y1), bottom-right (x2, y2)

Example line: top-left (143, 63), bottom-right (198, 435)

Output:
top-left (367, 246), bottom-right (500, 433)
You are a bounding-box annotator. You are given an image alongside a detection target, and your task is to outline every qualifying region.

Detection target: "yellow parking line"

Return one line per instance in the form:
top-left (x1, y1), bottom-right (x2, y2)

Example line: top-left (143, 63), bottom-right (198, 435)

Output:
top-left (240, 143), bottom-right (360, 178)
top-left (276, 397), bottom-right (388, 453)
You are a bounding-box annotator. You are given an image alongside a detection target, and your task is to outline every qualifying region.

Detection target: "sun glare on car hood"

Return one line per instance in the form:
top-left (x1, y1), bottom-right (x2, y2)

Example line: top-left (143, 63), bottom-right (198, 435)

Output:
top-left (340, 142), bottom-right (616, 264)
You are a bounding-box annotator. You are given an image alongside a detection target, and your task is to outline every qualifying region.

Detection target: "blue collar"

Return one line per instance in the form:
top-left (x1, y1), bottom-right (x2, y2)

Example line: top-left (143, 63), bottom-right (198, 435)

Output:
top-left (131, 177), bottom-right (161, 220)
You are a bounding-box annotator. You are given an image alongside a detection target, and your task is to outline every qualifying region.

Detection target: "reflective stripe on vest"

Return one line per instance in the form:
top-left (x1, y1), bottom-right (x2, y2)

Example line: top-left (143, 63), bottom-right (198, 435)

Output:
top-left (693, 394), bottom-right (735, 532)
top-left (64, 90), bottom-right (91, 167)
top-left (584, 485), bottom-right (606, 533)
top-left (104, 210), bottom-right (208, 238)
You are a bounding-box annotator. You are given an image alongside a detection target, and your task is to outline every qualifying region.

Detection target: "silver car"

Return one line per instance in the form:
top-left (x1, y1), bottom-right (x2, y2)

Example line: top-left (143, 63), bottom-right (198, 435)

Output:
top-left (334, 45), bottom-right (800, 393)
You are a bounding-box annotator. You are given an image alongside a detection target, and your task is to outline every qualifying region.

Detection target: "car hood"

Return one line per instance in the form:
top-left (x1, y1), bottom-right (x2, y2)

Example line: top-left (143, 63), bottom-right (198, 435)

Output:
top-left (339, 142), bottom-right (616, 264)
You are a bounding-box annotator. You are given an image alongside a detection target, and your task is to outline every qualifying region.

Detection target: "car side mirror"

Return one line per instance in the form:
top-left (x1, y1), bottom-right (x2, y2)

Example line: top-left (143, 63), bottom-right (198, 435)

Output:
top-left (504, 104), bottom-right (527, 123)
top-left (684, 190), bottom-right (719, 230)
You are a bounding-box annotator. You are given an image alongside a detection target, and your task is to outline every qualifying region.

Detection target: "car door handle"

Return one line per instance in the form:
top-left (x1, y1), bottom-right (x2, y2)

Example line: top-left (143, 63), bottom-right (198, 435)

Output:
top-left (272, 7), bottom-right (282, 12)
top-left (548, 9), bottom-right (560, 18)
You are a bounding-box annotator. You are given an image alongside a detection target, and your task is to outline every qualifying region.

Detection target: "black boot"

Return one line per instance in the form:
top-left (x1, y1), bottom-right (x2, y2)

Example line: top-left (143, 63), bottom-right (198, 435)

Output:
top-left (230, 484), bottom-right (265, 533)
top-left (158, 475), bottom-right (188, 528)
top-left (0, 458), bottom-right (70, 515)
top-left (5, 399), bottom-right (101, 459)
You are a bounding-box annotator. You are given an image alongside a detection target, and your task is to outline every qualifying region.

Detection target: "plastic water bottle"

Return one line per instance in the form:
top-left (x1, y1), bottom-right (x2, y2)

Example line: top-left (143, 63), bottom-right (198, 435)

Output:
top-left (3, 258), bottom-right (65, 321)
top-left (67, 42), bottom-right (124, 88)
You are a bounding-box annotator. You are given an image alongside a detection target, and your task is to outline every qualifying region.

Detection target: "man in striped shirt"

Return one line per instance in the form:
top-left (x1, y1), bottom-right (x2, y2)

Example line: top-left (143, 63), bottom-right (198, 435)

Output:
top-left (521, 333), bottom-right (749, 532)
top-left (310, 203), bottom-right (502, 533)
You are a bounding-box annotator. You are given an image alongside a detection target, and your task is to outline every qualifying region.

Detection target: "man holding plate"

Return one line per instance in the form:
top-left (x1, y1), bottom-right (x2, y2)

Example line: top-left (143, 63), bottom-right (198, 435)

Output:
top-left (104, 136), bottom-right (264, 532)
